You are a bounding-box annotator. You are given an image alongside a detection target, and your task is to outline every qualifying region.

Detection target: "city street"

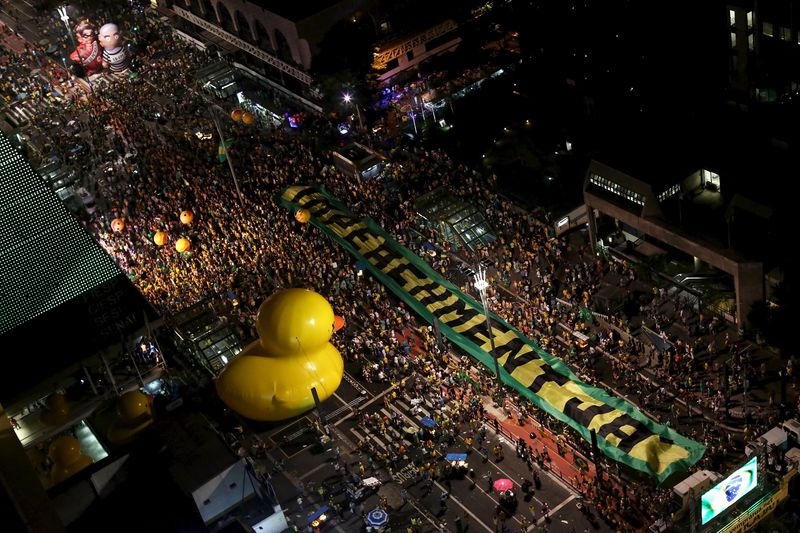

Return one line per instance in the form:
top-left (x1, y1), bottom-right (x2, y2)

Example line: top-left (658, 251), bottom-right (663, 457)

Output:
top-left (245, 347), bottom-right (611, 533)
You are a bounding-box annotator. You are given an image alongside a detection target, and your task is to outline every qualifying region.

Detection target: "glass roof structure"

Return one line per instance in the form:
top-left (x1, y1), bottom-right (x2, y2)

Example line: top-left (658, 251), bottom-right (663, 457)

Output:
top-left (0, 132), bottom-right (119, 335)
top-left (172, 300), bottom-right (243, 374)
top-left (414, 187), bottom-right (496, 252)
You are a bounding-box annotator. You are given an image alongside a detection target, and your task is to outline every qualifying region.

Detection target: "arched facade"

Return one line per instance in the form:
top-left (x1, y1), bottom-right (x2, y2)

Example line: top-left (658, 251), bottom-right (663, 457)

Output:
top-left (174, 0), bottom-right (336, 72)
top-left (216, 2), bottom-right (235, 34)
top-left (199, 0), bottom-right (214, 19)
top-left (253, 19), bottom-right (274, 52)
top-left (234, 10), bottom-right (253, 43)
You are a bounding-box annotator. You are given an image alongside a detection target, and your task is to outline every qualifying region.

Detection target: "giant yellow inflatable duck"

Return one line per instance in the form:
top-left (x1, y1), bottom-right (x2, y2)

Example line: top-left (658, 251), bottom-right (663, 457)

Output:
top-left (49, 435), bottom-right (93, 485)
top-left (215, 289), bottom-right (344, 421)
top-left (107, 390), bottom-right (154, 446)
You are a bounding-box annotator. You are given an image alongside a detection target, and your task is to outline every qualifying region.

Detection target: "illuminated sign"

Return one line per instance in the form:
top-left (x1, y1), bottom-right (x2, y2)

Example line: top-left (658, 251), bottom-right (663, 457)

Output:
top-left (372, 20), bottom-right (458, 69)
top-left (701, 456), bottom-right (758, 525)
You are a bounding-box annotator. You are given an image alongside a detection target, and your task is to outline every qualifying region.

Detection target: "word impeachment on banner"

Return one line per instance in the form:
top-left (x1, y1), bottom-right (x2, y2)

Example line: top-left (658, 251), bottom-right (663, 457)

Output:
top-left (279, 185), bottom-right (705, 482)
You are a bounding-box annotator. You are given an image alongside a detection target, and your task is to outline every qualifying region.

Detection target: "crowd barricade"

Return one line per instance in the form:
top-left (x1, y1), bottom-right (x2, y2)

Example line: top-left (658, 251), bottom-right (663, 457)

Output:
top-left (483, 397), bottom-right (595, 497)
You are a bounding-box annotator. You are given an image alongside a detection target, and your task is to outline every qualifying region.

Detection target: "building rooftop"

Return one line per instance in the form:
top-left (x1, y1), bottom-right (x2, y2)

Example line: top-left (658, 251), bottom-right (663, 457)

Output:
top-left (251, 0), bottom-right (345, 22)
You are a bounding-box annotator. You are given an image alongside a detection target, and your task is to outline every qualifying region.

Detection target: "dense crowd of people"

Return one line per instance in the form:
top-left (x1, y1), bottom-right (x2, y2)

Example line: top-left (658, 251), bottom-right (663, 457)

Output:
top-left (4, 5), bottom-right (795, 532)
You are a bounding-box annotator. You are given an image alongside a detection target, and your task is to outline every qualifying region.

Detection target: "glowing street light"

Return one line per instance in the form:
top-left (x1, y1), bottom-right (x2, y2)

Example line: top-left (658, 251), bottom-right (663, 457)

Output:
top-left (474, 265), bottom-right (501, 382)
top-left (342, 92), bottom-right (364, 131)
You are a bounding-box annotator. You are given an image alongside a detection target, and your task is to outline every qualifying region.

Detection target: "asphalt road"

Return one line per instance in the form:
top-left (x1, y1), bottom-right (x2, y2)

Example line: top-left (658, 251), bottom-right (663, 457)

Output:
top-left (252, 357), bottom-right (611, 533)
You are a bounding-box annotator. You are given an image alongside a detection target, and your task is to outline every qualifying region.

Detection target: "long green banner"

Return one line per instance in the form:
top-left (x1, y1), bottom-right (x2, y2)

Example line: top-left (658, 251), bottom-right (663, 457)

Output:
top-left (279, 185), bottom-right (704, 482)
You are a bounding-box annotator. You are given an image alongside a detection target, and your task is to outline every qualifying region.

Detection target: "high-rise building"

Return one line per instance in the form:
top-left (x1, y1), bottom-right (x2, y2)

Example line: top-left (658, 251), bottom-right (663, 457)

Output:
top-left (728, 0), bottom-right (800, 102)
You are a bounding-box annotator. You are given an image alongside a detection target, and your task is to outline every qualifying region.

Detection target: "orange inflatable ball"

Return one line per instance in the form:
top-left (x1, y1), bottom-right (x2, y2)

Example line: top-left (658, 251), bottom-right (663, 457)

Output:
top-left (256, 288), bottom-right (335, 355)
top-left (295, 208), bottom-right (311, 223)
top-left (153, 231), bottom-right (168, 246)
top-left (231, 108), bottom-right (243, 122)
top-left (333, 315), bottom-right (346, 332)
top-left (111, 218), bottom-right (125, 232)
top-left (179, 210), bottom-right (194, 224)
top-left (175, 237), bottom-right (191, 253)
top-left (117, 390), bottom-right (152, 422)
top-left (242, 112), bottom-right (256, 125)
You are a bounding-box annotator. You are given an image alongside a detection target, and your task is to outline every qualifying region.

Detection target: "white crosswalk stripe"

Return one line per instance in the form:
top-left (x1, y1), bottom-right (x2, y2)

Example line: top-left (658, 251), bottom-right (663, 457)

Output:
top-left (349, 427), bottom-right (389, 451)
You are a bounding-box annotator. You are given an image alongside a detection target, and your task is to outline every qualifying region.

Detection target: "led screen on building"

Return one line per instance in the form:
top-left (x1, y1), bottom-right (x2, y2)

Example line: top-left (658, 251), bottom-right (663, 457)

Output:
top-left (0, 132), bottom-right (119, 335)
top-left (701, 456), bottom-right (758, 525)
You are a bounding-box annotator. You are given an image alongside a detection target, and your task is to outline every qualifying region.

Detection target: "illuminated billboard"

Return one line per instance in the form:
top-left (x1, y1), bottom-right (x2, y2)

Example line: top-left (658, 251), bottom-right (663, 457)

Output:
top-left (701, 456), bottom-right (758, 525)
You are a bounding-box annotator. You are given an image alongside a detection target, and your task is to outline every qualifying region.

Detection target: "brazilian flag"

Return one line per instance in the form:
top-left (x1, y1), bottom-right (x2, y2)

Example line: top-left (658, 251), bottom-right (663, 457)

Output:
top-left (218, 138), bottom-right (234, 162)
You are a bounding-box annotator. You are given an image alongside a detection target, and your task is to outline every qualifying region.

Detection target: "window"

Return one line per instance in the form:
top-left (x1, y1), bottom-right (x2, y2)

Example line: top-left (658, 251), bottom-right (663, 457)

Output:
top-left (589, 173), bottom-right (645, 206)
top-left (730, 32), bottom-right (737, 48)
top-left (657, 184), bottom-right (680, 202)
top-left (763, 22), bottom-right (773, 37)
top-left (748, 33), bottom-right (754, 51)
top-left (729, 9), bottom-right (736, 27)
top-left (746, 11), bottom-right (753, 29)
top-left (701, 169), bottom-right (721, 192)
top-left (779, 27), bottom-right (791, 41)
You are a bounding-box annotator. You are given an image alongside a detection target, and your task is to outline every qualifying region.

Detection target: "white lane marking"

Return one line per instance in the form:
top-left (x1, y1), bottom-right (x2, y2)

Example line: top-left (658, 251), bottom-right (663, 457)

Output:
top-left (298, 462), bottom-right (330, 480)
top-left (536, 494), bottom-right (576, 526)
top-left (432, 480), bottom-right (493, 532)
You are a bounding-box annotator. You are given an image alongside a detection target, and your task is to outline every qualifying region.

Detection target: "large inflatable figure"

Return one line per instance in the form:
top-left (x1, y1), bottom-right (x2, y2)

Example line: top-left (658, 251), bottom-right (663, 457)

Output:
top-left (107, 390), bottom-right (154, 446)
top-left (216, 289), bottom-right (344, 421)
top-left (49, 435), bottom-right (93, 485)
top-left (69, 19), bottom-right (104, 76)
top-left (39, 393), bottom-right (71, 426)
top-left (98, 23), bottom-right (132, 76)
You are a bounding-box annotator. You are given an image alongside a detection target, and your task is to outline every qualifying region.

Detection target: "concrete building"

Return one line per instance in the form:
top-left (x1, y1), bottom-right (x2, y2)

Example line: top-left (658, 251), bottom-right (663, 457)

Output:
top-left (165, 0), bottom-right (374, 94)
top-left (727, 0), bottom-right (800, 103)
top-left (582, 144), bottom-right (780, 329)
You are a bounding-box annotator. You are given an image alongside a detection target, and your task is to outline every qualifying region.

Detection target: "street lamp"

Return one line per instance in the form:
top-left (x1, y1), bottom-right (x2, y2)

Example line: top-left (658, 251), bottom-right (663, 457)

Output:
top-left (474, 265), bottom-right (501, 382)
top-left (342, 92), bottom-right (364, 131)
top-left (57, 5), bottom-right (76, 48)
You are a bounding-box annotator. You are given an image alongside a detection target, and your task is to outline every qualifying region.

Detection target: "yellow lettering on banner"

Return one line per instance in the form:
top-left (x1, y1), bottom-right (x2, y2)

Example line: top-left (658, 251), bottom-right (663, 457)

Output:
top-left (336, 221), bottom-right (368, 238)
top-left (619, 425), bottom-right (637, 436)
top-left (316, 207), bottom-right (346, 221)
top-left (497, 343), bottom-right (533, 367)
top-left (605, 434), bottom-right (621, 447)
top-left (536, 381), bottom-right (578, 413)
top-left (473, 328), bottom-right (514, 353)
top-left (628, 435), bottom-right (690, 475)
top-left (398, 268), bottom-right (433, 292)
top-left (451, 314), bottom-right (484, 332)
top-left (587, 410), bottom-right (625, 435)
top-left (536, 380), bottom-right (607, 416)
top-left (351, 234), bottom-right (385, 254)
top-left (282, 186), bottom-right (310, 203)
top-left (510, 356), bottom-right (546, 388)
top-left (426, 294), bottom-right (459, 313)
top-left (431, 285), bottom-right (447, 296)
top-left (379, 257), bottom-right (409, 275)
top-left (489, 329), bottom-right (520, 351)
